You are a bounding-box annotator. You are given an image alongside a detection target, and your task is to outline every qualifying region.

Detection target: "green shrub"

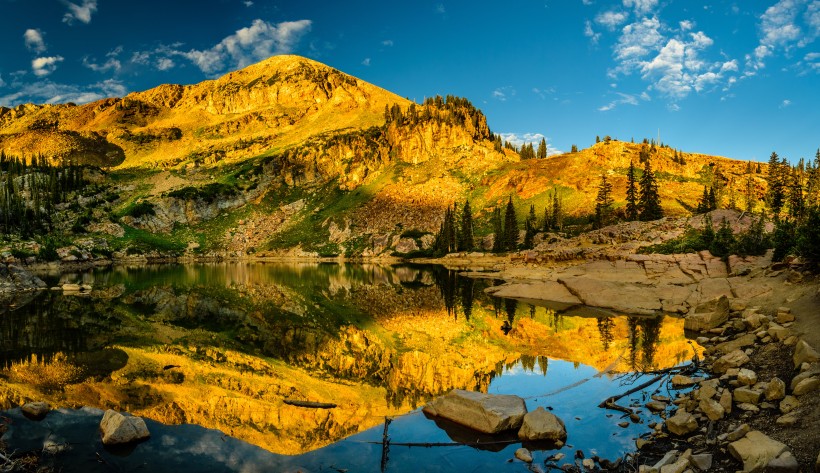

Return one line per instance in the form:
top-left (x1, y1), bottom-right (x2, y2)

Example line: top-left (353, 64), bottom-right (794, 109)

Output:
top-left (797, 206), bottom-right (820, 271)
top-left (124, 201), bottom-right (156, 218)
top-left (38, 239), bottom-right (60, 261)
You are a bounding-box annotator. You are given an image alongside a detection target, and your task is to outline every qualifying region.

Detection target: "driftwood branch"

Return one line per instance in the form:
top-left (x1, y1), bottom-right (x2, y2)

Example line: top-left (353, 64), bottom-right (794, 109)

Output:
top-left (598, 373), bottom-right (667, 409)
top-left (283, 399), bottom-right (337, 409)
top-left (367, 439), bottom-right (520, 448)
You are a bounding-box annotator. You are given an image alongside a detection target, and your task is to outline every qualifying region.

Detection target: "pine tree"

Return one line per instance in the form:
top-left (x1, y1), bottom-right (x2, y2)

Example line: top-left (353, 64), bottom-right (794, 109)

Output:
top-left (696, 186), bottom-right (711, 214)
top-left (625, 161), bottom-right (639, 220)
top-left (744, 170), bottom-right (756, 213)
top-left (491, 207), bottom-right (504, 252)
top-left (503, 197), bottom-right (518, 251)
top-left (458, 201), bottom-right (474, 251)
top-left (524, 204), bottom-right (537, 249)
top-left (570, 144), bottom-right (578, 153)
top-left (542, 205), bottom-right (552, 232)
top-left (551, 189), bottom-right (563, 231)
top-left (766, 152), bottom-right (785, 217)
top-left (797, 205), bottom-right (820, 271)
top-left (537, 138), bottom-right (547, 159)
top-left (595, 174), bottom-right (613, 228)
top-left (788, 167), bottom-right (805, 222)
top-left (639, 159), bottom-right (663, 221)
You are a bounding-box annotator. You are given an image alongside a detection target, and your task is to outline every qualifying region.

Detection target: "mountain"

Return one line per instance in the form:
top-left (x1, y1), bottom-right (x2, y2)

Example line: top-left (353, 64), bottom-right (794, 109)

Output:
top-left (0, 55), bottom-right (766, 259)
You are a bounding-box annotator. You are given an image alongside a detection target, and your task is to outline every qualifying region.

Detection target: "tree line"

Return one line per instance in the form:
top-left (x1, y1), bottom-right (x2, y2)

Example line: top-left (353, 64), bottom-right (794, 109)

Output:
top-left (594, 158), bottom-right (663, 228)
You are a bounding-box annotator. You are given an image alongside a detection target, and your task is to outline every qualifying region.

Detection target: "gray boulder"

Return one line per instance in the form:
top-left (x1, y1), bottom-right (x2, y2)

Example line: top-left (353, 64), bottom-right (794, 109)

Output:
top-left (423, 389), bottom-right (527, 434)
top-left (517, 406), bottom-right (567, 441)
top-left (765, 451), bottom-right (799, 473)
top-left (99, 409), bottom-right (150, 445)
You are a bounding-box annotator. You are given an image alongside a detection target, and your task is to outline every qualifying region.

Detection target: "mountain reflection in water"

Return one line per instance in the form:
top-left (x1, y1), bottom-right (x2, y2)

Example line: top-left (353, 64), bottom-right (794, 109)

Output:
top-left (0, 263), bottom-right (699, 456)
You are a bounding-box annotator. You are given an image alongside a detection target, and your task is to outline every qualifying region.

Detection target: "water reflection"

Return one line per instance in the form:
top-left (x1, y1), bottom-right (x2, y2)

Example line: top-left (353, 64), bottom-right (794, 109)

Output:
top-left (1, 263), bottom-right (699, 456)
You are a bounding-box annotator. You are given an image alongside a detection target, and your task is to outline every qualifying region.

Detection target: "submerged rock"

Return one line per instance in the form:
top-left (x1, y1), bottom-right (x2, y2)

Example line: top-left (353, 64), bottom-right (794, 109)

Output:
top-left (21, 402), bottom-right (50, 420)
top-left (515, 447), bottom-right (533, 463)
top-left (517, 406), bottom-right (567, 441)
top-left (422, 389), bottom-right (527, 434)
top-left (100, 409), bottom-right (150, 445)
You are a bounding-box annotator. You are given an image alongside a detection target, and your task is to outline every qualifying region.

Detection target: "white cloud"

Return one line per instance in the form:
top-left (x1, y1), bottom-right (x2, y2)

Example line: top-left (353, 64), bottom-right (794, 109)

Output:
top-left (638, 31), bottom-right (728, 98)
top-left (667, 103), bottom-right (680, 111)
top-left (582, 0), bottom-right (594, 5)
top-left (760, 0), bottom-right (803, 48)
top-left (24, 29), bottom-right (47, 53)
top-left (436, 3), bottom-right (446, 14)
top-left (598, 92), bottom-right (643, 111)
top-left (781, 99), bottom-right (792, 107)
top-left (596, 11), bottom-right (628, 30)
top-left (0, 74), bottom-right (5, 88)
top-left (679, 20), bottom-right (694, 31)
top-left (361, 57), bottom-right (371, 66)
top-left (612, 16), bottom-right (664, 75)
top-left (156, 57), bottom-right (175, 70)
top-left (0, 78), bottom-right (126, 106)
top-left (623, 0), bottom-right (658, 15)
top-left (178, 19), bottom-right (312, 74)
top-left (532, 87), bottom-right (555, 99)
top-left (382, 39), bottom-right (394, 47)
top-left (62, 0), bottom-right (98, 25)
top-left (499, 133), bottom-right (562, 155)
top-left (32, 56), bottom-right (64, 77)
top-left (584, 20), bottom-right (601, 45)
top-left (492, 86), bottom-right (515, 101)
top-left (83, 56), bottom-right (121, 73)
top-left (244, 1), bottom-right (253, 6)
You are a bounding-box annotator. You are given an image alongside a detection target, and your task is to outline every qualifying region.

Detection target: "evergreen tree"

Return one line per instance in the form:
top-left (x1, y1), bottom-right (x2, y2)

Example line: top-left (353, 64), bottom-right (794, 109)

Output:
top-left (594, 174), bottom-right (614, 228)
top-left (639, 159), bottom-right (663, 221)
top-left (503, 197), bottom-right (518, 251)
top-left (772, 218), bottom-right (797, 262)
top-left (710, 218), bottom-right (736, 258)
top-left (696, 186), bottom-right (711, 214)
top-left (788, 167), bottom-right (805, 222)
top-left (491, 207), bottom-right (504, 252)
top-left (766, 152), bottom-right (785, 217)
top-left (744, 170), bottom-right (756, 213)
top-left (537, 138), bottom-right (547, 159)
top-left (524, 204), bottom-right (537, 249)
top-left (542, 205), bottom-right (552, 232)
top-left (551, 189), bottom-right (563, 231)
top-left (797, 205), bottom-right (820, 271)
top-left (570, 144), bottom-right (578, 153)
top-left (625, 161), bottom-right (639, 220)
top-left (458, 200), bottom-right (474, 251)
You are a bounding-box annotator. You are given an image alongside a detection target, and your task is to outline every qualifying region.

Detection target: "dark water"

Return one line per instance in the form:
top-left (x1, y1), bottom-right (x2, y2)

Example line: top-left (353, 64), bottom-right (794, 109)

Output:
top-left (0, 263), bottom-right (699, 472)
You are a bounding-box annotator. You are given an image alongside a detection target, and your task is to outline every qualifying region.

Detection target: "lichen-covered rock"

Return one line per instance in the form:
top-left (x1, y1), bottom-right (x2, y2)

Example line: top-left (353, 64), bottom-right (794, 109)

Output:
top-left (422, 389), bottom-right (527, 434)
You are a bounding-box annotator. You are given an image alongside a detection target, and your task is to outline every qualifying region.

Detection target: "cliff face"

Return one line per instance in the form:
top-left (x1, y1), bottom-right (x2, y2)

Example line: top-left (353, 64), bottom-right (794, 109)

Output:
top-left (0, 55), bottom-right (409, 167)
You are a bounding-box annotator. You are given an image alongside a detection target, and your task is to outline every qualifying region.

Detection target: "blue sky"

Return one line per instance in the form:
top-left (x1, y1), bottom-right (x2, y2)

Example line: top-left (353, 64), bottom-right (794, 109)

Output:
top-left (0, 0), bottom-right (817, 163)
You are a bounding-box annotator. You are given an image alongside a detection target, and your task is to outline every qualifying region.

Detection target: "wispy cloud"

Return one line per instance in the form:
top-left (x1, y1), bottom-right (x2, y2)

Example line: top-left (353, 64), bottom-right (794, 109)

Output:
top-left (492, 86), bottom-right (515, 101)
top-left (0, 78), bottom-right (125, 106)
top-left (361, 57), bottom-right (371, 66)
top-left (598, 91), bottom-right (649, 111)
top-left (32, 56), bottom-right (64, 77)
top-left (61, 0), bottom-right (98, 25)
top-left (178, 19), bottom-right (312, 75)
top-left (23, 29), bottom-right (47, 53)
top-left (436, 3), bottom-right (446, 14)
top-left (780, 98), bottom-right (792, 107)
top-left (83, 48), bottom-right (123, 73)
top-left (584, 20), bottom-right (601, 45)
top-left (745, 0), bottom-right (819, 75)
top-left (156, 57), bottom-right (175, 71)
top-left (382, 39), bottom-right (394, 47)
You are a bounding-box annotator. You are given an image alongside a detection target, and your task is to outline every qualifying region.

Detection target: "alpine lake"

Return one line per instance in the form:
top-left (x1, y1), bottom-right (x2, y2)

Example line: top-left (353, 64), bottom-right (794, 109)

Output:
top-left (0, 263), bottom-right (703, 472)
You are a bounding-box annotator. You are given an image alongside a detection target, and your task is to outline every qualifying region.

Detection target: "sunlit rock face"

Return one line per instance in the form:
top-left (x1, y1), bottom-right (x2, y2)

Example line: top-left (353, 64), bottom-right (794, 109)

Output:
top-left (0, 263), bottom-right (701, 454)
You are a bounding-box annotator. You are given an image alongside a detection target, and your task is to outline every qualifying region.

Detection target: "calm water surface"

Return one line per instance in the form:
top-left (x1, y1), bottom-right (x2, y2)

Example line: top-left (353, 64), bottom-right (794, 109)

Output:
top-left (0, 263), bottom-right (700, 472)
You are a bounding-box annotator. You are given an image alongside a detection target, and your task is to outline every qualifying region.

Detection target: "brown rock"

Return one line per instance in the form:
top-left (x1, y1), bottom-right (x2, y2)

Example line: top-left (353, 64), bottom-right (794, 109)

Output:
top-left (99, 410), bottom-right (150, 445)
top-left (794, 340), bottom-right (820, 368)
top-left (779, 396), bottom-right (799, 414)
top-left (422, 389), bottom-right (527, 434)
top-left (21, 402), bottom-right (50, 420)
top-left (720, 389), bottom-right (733, 414)
top-left (792, 377), bottom-right (820, 396)
top-left (713, 349), bottom-right (750, 374)
top-left (699, 398), bottom-right (725, 421)
top-left (517, 407), bottom-right (567, 441)
top-left (728, 431), bottom-right (787, 473)
top-left (727, 423), bottom-right (750, 441)
top-left (765, 377), bottom-right (786, 401)
top-left (737, 368), bottom-right (758, 386)
top-left (666, 410), bottom-right (698, 436)
top-left (515, 447), bottom-right (533, 463)
top-left (671, 374), bottom-right (696, 388)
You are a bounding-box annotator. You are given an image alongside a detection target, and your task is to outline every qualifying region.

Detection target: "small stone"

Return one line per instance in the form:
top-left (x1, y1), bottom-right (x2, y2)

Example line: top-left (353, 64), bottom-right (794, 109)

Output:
top-left (776, 312), bottom-right (795, 323)
top-left (775, 414), bottom-right (798, 427)
top-left (515, 448), bottom-right (533, 463)
top-left (636, 439), bottom-right (652, 449)
top-left (766, 451), bottom-right (799, 473)
top-left (99, 410), bottom-right (150, 445)
top-left (553, 453), bottom-right (565, 461)
top-left (793, 377), bottom-right (820, 396)
top-left (790, 369), bottom-right (820, 390)
top-left (737, 369), bottom-right (758, 386)
top-left (660, 460), bottom-right (688, 473)
top-left (780, 396), bottom-right (799, 414)
top-left (21, 401), bottom-right (50, 420)
top-left (793, 340), bottom-right (820, 368)
top-left (689, 453), bottom-right (712, 471)
top-left (646, 400), bottom-right (668, 412)
top-left (737, 402), bottom-right (760, 412)
top-left (671, 375), bottom-right (696, 388)
top-left (582, 458), bottom-right (595, 470)
top-left (653, 450), bottom-right (680, 469)
top-left (719, 389), bottom-right (733, 414)
top-left (765, 377), bottom-right (786, 401)
top-left (726, 423), bottom-right (750, 442)
top-left (699, 398), bottom-right (725, 421)
top-left (696, 384), bottom-right (717, 401)
top-left (618, 421), bottom-right (630, 428)
top-left (733, 387), bottom-right (762, 405)
top-left (666, 411), bottom-right (698, 436)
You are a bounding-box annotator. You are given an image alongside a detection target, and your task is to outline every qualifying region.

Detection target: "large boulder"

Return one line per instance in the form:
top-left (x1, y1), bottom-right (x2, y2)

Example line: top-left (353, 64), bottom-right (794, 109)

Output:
top-left (422, 389), bottom-right (527, 434)
top-left (794, 340), bottom-right (820, 368)
top-left (517, 407), bottom-right (567, 441)
top-left (685, 295), bottom-right (729, 332)
top-left (99, 409), bottom-right (150, 445)
top-left (728, 430), bottom-right (787, 473)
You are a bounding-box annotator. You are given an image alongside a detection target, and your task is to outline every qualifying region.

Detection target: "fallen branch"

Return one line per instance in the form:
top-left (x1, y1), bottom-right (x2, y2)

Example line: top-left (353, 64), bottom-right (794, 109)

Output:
top-left (366, 439), bottom-right (520, 448)
top-left (283, 399), bottom-right (337, 409)
top-left (598, 373), bottom-right (667, 409)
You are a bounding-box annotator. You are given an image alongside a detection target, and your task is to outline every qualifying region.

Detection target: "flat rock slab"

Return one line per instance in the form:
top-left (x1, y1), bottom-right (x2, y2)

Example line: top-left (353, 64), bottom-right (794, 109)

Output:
top-left (423, 389), bottom-right (527, 434)
top-left (728, 430), bottom-right (787, 473)
top-left (557, 276), bottom-right (664, 315)
top-left (486, 281), bottom-right (582, 306)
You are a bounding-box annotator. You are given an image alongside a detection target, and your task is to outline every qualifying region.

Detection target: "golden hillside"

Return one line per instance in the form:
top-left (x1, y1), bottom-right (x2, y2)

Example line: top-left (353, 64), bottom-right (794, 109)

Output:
top-left (0, 55), bottom-right (410, 168)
